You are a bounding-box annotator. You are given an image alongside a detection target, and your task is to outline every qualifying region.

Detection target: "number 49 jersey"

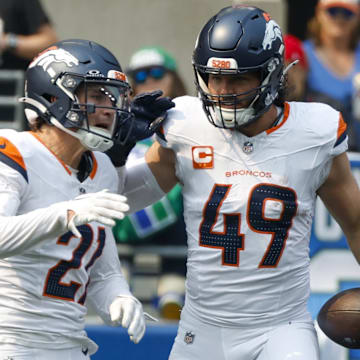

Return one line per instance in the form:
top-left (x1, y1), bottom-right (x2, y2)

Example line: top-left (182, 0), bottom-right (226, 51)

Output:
top-left (158, 96), bottom-right (347, 328)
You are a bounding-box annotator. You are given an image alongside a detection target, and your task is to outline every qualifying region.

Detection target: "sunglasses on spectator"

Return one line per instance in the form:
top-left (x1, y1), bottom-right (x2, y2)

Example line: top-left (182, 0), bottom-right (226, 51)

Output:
top-left (133, 67), bottom-right (167, 84)
top-left (326, 6), bottom-right (356, 19)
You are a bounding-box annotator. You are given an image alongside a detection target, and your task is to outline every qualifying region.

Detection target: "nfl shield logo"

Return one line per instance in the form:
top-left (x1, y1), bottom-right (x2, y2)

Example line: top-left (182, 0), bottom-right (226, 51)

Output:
top-left (184, 331), bottom-right (195, 344)
top-left (242, 141), bottom-right (254, 154)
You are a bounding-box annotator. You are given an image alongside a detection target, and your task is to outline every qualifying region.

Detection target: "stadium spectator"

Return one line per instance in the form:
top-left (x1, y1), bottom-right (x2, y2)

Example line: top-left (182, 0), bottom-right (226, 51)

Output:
top-left (303, 0), bottom-right (360, 151)
top-left (120, 5), bottom-right (360, 359)
top-left (113, 46), bottom-right (188, 320)
top-left (0, 39), bottom-right (155, 359)
top-left (0, 0), bottom-right (58, 128)
top-left (0, 0), bottom-right (58, 70)
top-left (127, 46), bottom-right (187, 99)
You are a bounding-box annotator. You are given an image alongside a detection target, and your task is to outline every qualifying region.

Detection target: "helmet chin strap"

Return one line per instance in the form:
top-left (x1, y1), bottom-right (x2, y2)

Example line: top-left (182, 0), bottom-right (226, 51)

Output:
top-left (19, 97), bottom-right (48, 124)
top-left (50, 117), bottom-right (114, 152)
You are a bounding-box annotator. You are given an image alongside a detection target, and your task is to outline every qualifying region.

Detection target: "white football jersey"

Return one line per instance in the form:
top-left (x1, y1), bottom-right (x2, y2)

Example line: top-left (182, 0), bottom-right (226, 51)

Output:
top-left (0, 130), bottom-right (130, 354)
top-left (158, 96), bottom-right (347, 328)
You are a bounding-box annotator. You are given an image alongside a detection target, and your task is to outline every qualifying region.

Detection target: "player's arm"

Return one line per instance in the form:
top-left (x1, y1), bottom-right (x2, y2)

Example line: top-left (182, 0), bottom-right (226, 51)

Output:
top-left (2, 24), bottom-right (58, 60)
top-left (145, 140), bottom-right (178, 192)
top-left (317, 152), bottom-right (360, 263)
top-left (0, 162), bottom-right (128, 258)
top-left (0, 163), bottom-right (68, 257)
top-left (122, 140), bottom-right (178, 213)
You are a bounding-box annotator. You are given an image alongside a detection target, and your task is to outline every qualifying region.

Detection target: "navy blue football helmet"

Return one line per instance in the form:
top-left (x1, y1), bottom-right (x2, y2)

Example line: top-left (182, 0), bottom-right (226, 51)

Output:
top-left (20, 39), bottom-right (133, 152)
top-left (193, 6), bottom-right (285, 129)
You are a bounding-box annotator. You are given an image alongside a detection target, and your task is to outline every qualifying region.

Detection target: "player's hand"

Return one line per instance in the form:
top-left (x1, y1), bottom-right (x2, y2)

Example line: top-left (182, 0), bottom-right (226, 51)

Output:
top-left (105, 90), bottom-right (175, 167)
top-left (109, 295), bottom-right (146, 344)
top-left (66, 189), bottom-right (129, 237)
top-left (131, 90), bottom-right (175, 139)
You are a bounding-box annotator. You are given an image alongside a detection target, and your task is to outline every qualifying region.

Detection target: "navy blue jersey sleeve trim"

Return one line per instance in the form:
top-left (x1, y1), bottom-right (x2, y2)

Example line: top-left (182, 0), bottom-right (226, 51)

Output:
top-left (0, 152), bottom-right (28, 182)
top-left (334, 129), bottom-right (347, 148)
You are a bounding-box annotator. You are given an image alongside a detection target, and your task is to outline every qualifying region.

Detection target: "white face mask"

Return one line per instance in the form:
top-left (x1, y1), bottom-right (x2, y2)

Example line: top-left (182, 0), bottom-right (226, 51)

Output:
top-left (77, 126), bottom-right (114, 152)
top-left (50, 118), bottom-right (114, 152)
top-left (211, 105), bottom-right (256, 128)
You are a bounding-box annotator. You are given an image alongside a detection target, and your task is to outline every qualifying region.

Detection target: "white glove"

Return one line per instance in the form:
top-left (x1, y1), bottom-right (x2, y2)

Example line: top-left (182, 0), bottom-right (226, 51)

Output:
top-left (109, 295), bottom-right (146, 344)
top-left (66, 189), bottom-right (129, 237)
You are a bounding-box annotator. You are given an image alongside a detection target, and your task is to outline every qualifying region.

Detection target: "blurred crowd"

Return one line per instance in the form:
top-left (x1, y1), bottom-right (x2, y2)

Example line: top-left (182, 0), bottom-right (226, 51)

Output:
top-left (286, 0), bottom-right (360, 152)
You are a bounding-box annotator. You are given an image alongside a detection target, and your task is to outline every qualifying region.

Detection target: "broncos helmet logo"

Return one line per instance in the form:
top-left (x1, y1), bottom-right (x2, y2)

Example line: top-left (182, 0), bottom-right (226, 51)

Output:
top-left (29, 47), bottom-right (79, 78)
top-left (262, 19), bottom-right (282, 51)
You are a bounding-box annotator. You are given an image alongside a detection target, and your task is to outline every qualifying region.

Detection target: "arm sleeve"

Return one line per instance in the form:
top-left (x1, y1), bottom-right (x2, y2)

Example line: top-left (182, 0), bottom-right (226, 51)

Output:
top-left (116, 165), bottom-right (126, 194)
top-left (0, 162), bottom-right (69, 258)
top-left (314, 112), bottom-right (349, 190)
top-left (122, 158), bottom-right (165, 214)
top-left (0, 206), bottom-right (69, 258)
top-left (85, 228), bottom-right (132, 325)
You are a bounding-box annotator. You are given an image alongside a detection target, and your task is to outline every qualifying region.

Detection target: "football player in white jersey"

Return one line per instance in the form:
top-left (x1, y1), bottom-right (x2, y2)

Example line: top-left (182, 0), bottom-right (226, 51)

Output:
top-left (120, 6), bottom-right (360, 360)
top-left (0, 39), bottom-right (163, 359)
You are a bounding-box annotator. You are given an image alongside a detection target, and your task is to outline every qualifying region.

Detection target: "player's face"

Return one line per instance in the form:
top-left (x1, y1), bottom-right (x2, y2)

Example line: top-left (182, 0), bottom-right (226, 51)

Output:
top-left (76, 84), bottom-right (117, 131)
top-left (208, 72), bottom-right (261, 108)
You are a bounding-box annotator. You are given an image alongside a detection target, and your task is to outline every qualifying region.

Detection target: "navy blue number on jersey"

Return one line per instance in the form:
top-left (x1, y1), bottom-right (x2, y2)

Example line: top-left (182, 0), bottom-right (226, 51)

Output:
top-left (199, 184), bottom-right (245, 266)
top-left (43, 224), bottom-right (105, 302)
top-left (200, 183), bottom-right (297, 267)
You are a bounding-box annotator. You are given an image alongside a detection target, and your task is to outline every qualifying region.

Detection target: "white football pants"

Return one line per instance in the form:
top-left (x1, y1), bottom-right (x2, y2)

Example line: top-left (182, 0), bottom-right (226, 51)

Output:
top-left (169, 306), bottom-right (320, 360)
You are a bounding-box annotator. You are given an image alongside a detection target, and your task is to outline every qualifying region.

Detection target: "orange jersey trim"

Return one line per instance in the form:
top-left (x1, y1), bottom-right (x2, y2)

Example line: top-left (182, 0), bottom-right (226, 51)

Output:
top-left (89, 152), bottom-right (98, 179)
top-left (30, 131), bottom-right (72, 175)
top-left (0, 136), bottom-right (28, 182)
top-left (266, 102), bottom-right (290, 135)
top-left (337, 113), bottom-right (347, 139)
top-left (334, 113), bottom-right (348, 148)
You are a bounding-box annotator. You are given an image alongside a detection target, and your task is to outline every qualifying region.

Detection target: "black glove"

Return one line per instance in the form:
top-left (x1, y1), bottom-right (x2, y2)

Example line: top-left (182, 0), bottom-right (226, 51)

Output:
top-left (105, 140), bottom-right (136, 167)
top-left (105, 90), bottom-right (175, 167)
top-left (130, 90), bottom-right (175, 141)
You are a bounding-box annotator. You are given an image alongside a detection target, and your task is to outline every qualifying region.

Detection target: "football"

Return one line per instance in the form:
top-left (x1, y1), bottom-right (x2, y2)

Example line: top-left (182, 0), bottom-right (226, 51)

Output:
top-left (317, 288), bottom-right (360, 349)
